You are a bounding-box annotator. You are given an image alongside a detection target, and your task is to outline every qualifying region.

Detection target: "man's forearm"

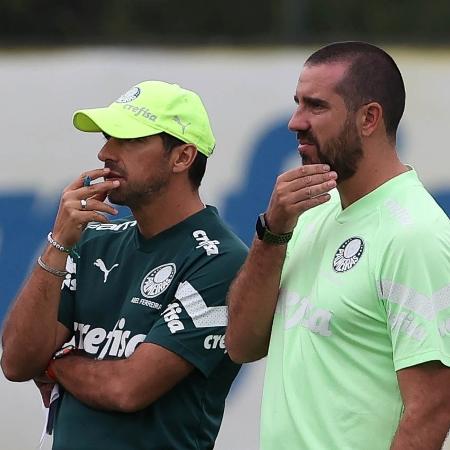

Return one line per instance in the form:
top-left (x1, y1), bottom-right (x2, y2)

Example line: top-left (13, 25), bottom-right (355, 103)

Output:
top-left (1, 246), bottom-right (67, 381)
top-left (52, 355), bottom-right (127, 412)
top-left (51, 343), bottom-right (194, 413)
top-left (390, 411), bottom-right (450, 450)
top-left (226, 165), bottom-right (335, 363)
top-left (225, 237), bottom-right (286, 363)
top-left (2, 170), bottom-right (120, 382)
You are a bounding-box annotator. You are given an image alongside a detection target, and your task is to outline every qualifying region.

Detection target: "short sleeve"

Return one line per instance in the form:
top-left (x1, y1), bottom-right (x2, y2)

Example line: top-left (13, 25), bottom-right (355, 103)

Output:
top-left (58, 254), bottom-right (77, 330)
top-left (145, 249), bottom-right (246, 377)
top-left (377, 225), bottom-right (450, 370)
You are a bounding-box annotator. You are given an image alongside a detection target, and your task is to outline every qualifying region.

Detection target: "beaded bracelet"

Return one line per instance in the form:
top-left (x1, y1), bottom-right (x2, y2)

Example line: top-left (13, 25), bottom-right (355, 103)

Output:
top-left (37, 256), bottom-right (68, 278)
top-left (47, 232), bottom-right (80, 258)
top-left (47, 232), bottom-right (71, 254)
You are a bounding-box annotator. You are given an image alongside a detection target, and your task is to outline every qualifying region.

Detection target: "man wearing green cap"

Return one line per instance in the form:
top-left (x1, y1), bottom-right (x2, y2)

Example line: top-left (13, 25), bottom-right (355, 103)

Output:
top-left (1, 81), bottom-right (247, 449)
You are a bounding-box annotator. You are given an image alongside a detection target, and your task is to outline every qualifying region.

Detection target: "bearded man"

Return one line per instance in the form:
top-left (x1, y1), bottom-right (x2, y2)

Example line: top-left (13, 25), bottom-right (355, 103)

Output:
top-left (226, 41), bottom-right (450, 450)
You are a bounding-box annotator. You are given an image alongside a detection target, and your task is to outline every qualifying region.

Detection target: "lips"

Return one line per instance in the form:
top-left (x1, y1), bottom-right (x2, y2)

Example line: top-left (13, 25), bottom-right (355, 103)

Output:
top-left (105, 171), bottom-right (124, 181)
top-left (298, 142), bottom-right (315, 153)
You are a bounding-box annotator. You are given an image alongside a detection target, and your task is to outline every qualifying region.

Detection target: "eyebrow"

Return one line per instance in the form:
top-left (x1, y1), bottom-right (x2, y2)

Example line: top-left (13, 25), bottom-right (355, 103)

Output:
top-left (294, 95), bottom-right (330, 108)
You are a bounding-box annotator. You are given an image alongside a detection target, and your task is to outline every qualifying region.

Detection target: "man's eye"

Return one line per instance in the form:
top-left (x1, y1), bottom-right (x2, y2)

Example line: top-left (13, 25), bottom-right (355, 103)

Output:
top-left (311, 103), bottom-right (327, 113)
top-left (102, 132), bottom-right (111, 141)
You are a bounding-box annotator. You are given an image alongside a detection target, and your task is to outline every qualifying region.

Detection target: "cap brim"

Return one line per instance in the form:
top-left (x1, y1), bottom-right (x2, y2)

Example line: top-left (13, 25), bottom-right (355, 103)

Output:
top-left (73, 107), bottom-right (161, 139)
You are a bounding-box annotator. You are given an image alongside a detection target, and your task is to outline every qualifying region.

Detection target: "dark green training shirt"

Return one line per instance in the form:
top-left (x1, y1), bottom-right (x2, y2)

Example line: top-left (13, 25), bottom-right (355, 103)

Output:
top-left (54, 206), bottom-right (247, 450)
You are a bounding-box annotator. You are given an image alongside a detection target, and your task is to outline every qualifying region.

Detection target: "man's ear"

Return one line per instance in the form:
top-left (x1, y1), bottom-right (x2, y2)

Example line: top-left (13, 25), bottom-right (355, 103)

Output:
top-left (171, 144), bottom-right (198, 174)
top-left (360, 102), bottom-right (383, 137)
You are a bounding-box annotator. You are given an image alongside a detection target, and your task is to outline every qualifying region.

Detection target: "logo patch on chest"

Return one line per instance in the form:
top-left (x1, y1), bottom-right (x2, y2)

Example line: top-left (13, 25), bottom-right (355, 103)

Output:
top-left (333, 237), bottom-right (364, 272)
top-left (141, 263), bottom-right (176, 298)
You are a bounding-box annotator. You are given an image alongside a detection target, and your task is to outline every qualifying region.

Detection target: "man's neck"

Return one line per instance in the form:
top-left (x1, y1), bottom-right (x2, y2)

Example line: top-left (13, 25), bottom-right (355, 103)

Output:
top-left (131, 188), bottom-right (204, 239)
top-left (337, 146), bottom-right (408, 209)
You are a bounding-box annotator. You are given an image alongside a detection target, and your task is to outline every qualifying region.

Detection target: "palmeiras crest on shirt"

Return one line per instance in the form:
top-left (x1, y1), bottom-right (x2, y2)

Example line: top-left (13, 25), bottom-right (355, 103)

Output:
top-left (116, 86), bottom-right (141, 103)
top-left (140, 263), bottom-right (176, 298)
top-left (333, 237), bottom-right (365, 272)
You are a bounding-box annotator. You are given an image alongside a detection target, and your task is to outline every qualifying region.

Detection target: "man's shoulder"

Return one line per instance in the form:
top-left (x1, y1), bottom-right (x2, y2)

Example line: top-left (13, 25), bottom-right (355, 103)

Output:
top-left (191, 206), bottom-right (248, 255)
top-left (378, 183), bottom-right (449, 240)
top-left (373, 186), bottom-right (449, 272)
top-left (174, 207), bottom-right (247, 284)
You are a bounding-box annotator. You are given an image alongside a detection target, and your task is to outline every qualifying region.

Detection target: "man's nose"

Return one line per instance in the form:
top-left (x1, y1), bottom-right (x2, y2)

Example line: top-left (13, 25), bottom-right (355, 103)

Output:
top-left (98, 138), bottom-right (117, 162)
top-left (288, 107), bottom-right (309, 132)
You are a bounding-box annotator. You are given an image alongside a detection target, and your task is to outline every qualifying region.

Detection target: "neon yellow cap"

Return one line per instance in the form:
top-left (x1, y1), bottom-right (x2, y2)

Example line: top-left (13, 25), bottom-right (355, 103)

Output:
top-left (73, 80), bottom-right (216, 157)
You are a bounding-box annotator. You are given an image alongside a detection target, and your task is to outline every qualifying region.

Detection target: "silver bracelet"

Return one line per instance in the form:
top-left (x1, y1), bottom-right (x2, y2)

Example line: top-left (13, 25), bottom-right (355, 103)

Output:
top-left (47, 232), bottom-right (71, 254)
top-left (37, 256), bottom-right (68, 278)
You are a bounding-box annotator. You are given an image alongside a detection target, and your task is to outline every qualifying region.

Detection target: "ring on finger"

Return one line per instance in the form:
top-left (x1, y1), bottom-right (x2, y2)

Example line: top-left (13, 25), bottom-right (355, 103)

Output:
top-left (80, 199), bottom-right (88, 210)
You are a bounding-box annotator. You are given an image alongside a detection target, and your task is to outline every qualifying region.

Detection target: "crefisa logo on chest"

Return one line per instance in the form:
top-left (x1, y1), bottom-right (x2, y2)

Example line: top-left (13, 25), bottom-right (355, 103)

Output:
top-left (333, 237), bottom-right (365, 272)
top-left (141, 263), bottom-right (176, 298)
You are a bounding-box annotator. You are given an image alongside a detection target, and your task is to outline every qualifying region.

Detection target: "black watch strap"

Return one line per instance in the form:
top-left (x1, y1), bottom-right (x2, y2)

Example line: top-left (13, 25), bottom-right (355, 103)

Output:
top-left (256, 213), bottom-right (293, 245)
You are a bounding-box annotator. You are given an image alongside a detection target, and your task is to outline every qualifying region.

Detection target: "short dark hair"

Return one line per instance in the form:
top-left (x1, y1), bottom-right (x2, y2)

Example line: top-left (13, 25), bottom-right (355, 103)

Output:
top-left (305, 41), bottom-right (405, 138)
top-left (160, 132), bottom-right (207, 190)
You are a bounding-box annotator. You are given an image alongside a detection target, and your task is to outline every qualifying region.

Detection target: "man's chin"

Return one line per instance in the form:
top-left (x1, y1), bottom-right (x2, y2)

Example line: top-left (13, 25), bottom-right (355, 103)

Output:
top-left (301, 150), bottom-right (325, 166)
top-left (107, 194), bottom-right (126, 207)
top-left (301, 156), bottom-right (316, 166)
top-left (301, 157), bottom-right (324, 166)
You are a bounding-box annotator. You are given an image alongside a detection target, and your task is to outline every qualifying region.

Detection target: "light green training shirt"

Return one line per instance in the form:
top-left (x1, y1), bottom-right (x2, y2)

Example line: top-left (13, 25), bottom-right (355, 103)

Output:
top-left (261, 169), bottom-right (450, 450)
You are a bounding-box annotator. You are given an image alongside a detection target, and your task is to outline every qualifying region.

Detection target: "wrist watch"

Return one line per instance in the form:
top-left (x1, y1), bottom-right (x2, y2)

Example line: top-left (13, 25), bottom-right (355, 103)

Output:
top-left (255, 213), bottom-right (293, 245)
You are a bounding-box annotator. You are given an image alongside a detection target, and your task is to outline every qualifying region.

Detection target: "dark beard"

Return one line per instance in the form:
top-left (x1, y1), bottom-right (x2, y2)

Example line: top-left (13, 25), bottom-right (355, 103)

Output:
top-left (317, 116), bottom-right (363, 182)
top-left (298, 115), bottom-right (363, 182)
top-left (108, 169), bottom-right (170, 209)
top-left (109, 179), bottom-right (169, 209)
